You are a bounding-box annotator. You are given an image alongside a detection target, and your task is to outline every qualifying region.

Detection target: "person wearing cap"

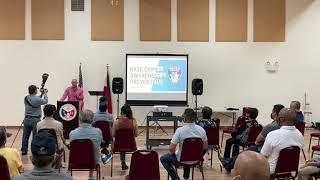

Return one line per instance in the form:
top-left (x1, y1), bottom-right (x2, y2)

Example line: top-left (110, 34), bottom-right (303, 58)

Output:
top-left (160, 108), bottom-right (208, 180)
top-left (70, 109), bottom-right (103, 180)
top-left (0, 127), bottom-right (23, 179)
top-left (15, 131), bottom-right (71, 180)
top-left (37, 104), bottom-right (67, 169)
top-left (21, 85), bottom-right (48, 155)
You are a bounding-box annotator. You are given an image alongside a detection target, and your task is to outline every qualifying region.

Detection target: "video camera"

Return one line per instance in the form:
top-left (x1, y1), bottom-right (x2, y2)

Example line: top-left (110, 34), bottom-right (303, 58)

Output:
top-left (40, 73), bottom-right (49, 94)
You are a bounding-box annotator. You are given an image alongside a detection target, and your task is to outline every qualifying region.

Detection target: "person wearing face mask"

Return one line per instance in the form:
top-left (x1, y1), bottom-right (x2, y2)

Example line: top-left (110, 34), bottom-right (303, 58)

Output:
top-left (231, 151), bottom-right (270, 180)
top-left (219, 104), bottom-right (285, 172)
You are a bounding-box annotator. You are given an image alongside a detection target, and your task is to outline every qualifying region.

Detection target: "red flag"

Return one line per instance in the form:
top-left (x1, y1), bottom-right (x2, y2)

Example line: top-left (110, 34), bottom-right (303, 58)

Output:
top-left (104, 67), bottom-right (112, 114)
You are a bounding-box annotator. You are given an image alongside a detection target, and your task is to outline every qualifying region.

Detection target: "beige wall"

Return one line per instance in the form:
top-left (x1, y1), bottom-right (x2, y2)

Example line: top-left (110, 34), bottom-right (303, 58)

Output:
top-left (0, 0), bottom-right (318, 126)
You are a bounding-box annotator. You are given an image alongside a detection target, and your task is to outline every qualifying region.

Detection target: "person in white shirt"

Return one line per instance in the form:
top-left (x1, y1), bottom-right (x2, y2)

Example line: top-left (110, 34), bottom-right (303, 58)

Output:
top-left (260, 108), bottom-right (304, 174)
top-left (160, 108), bottom-right (208, 180)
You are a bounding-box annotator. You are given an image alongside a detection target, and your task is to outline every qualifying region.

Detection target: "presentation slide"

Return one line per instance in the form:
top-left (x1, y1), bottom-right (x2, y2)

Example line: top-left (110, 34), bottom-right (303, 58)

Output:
top-left (126, 54), bottom-right (188, 106)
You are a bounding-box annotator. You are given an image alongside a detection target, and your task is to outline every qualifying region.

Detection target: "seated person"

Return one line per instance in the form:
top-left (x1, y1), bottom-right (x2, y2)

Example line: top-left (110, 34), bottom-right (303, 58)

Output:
top-left (223, 108), bottom-right (258, 158)
top-left (0, 127), bottom-right (23, 179)
top-left (93, 104), bottom-right (114, 163)
top-left (261, 108), bottom-right (304, 174)
top-left (37, 104), bottom-right (67, 169)
top-left (15, 132), bottom-right (71, 180)
top-left (298, 156), bottom-right (320, 180)
top-left (219, 104), bottom-right (284, 172)
top-left (232, 151), bottom-right (270, 180)
top-left (196, 106), bottom-right (216, 128)
top-left (112, 104), bottom-right (138, 170)
top-left (70, 109), bottom-right (103, 180)
top-left (290, 100), bottom-right (304, 124)
top-left (160, 108), bottom-right (208, 180)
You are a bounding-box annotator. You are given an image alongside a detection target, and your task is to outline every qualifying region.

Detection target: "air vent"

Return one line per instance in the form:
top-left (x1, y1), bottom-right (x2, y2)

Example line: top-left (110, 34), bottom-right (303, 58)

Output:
top-left (71, 0), bottom-right (85, 11)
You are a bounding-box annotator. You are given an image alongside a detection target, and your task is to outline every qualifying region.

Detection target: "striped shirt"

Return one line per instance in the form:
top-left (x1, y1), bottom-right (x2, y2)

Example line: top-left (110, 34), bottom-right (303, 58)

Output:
top-left (15, 167), bottom-right (71, 180)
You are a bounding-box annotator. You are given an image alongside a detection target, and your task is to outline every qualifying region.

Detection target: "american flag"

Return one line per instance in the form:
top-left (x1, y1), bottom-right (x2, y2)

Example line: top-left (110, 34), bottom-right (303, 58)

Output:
top-left (79, 63), bottom-right (83, 88)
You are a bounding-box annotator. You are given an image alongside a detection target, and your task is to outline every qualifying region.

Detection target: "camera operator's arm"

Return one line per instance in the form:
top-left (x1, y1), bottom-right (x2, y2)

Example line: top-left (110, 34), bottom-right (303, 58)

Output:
top-left (31, 90), bottom-right (48, 106)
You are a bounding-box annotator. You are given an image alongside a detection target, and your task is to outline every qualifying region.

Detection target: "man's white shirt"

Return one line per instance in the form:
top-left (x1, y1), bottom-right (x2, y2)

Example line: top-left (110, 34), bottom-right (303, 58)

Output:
top-left (260, 126), bottom-right (304, 174)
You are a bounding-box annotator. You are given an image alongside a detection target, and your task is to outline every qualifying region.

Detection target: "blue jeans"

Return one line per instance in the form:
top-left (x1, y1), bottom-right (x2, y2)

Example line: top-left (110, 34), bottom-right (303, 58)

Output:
top-left (160, 153), bottom-right (190, 180)
top-left (120, 152), bottom-right (126, 162)
top-left (21, 118), bottom-right (39, 153)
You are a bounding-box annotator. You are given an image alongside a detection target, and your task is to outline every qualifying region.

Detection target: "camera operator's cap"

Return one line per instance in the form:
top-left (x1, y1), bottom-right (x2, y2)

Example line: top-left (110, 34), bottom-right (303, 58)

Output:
top-left (31, 131), bottom-right (56, 156)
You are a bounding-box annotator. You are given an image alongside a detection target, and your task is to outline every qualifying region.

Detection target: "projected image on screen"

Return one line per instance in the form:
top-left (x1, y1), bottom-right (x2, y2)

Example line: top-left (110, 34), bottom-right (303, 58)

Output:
top-left (126, 54), bottom-right (188, 106)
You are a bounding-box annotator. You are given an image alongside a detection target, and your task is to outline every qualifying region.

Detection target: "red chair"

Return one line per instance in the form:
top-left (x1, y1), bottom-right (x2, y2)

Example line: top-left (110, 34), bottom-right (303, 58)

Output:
top-left (221, 116), bottom-right (248, 147)
top-left (246, 124), bottom-right (263, 146)
top-left (204, 119), bottom-right (220, 167)
top-left (68, 139), bottom-right (101, 180)
top-left (270, 146), bottom-right (300, 179)
top-left (92, 121), bottom-right (112, 145)
top-left (167, 138), bottom-right (205, 180)
top-left (111, 128), bottom-right (137, 177)
top-left (296, 122), bottom-right (307, 160)
top-left (125, 150), bottom-right (160, 180)
top-left (0, 155), bottom-right (10, 180)
top-left (311, 145), bottom-right (320, 158)
top-left (309, 132), bottom-right (320, 152)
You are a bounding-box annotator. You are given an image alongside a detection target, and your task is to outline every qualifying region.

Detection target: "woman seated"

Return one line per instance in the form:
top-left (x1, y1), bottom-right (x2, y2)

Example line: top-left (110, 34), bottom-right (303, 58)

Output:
top-left (196, 106), bottom-right (216, 129)
top-left (112, 104), bottom-right (138, 170)
top-left (0, 127), bottom-right (23, 179)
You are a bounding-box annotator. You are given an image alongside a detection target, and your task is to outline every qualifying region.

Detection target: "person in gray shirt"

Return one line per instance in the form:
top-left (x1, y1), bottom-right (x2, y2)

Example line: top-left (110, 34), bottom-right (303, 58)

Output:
top-left (70, 109), bottom-right (102, 180)
top-left (15, 131), bottom-right (71, 180)
top-left (21, 85), bottom-right (48, 155)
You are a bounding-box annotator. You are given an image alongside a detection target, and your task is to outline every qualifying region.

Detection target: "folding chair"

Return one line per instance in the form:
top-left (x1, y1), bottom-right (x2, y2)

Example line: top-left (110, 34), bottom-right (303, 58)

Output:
top-left (221, 116), bottom-right (248, 147)
top-left (309, 132), bottom-right (320, 152)
top-left (167, 138), bottom-right (205, 180)
top-left (0, 155), bottom-right (10, 180)
top-left (270, 146), bottom-right (300, 179)
top-left (68, 139), bottom-right (101, 180)
top-left (111, 128), bottom-right (137, 177)
top-left (204, 119), bottom-right (220, 167)
top-left (125, 150), bottom-right (160, 180)
top-left (295, 122), bottom-right (307, 160)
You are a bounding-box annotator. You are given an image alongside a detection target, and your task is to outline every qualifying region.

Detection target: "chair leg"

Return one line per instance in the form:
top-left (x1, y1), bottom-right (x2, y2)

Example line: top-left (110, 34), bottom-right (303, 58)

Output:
top-left (221, 132), bottom-right (224, 148)
top-left (111, 154), bottom-right (113, 177)
top-left (192, 166), bottom-right (195, 180)
top-left (302, 149), bottom-right (307, 161)
top-left (210, 149), bottom-right (213, 167)
top-left (312, 151), bottom-right (315, 158)
top-left (70, 170), bottom-right (72, 176)
top-left (201, 165), bottom-right (205, 180)
top-left (309, 136), bottom-right (313, 152)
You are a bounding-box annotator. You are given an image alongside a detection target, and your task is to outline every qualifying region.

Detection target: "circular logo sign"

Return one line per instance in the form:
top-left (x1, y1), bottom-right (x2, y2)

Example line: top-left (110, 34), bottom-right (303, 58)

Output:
top-left (59, 104), bottom-right (77, 121)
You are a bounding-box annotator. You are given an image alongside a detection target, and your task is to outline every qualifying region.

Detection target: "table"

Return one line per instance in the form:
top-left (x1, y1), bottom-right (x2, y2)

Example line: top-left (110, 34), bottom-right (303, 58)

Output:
top-left (146, 116), bottom-right (182, 149)
top-left (213, 110), bottom-right (239, 126)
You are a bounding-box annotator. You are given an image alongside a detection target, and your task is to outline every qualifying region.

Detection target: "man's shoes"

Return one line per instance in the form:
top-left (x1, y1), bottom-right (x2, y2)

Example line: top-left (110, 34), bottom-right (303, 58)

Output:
top-left (101, 154), bottom-right (113, 164)
top-left (21, 151), bottom-right (27, 156)
top-left (121, 162), bottom-right (129, 170)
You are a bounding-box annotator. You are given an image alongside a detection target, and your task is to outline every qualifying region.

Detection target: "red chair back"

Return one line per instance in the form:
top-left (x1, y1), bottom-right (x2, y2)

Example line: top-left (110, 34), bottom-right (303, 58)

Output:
top-left (180, 138), bottom-right (203, 163)
top-left (274, 146), bottom-right (300, 177)
top-left (0, 155), bottom-right (10, 180)
top-left (68, 139), bottom-right (96, 170)
top-left (92, 121), bottom-right (111, 143)
top-left (113, 128), bottom-right (137, 152)
top-left (205, 119), bottom-right (220, 146)
top-left (296, 122), bottom-right (305, 135)
top-left (127, 150), bottom-right (160, 180)
top-left (247, 124), bottom-right (263, 146)
top-left (235, 116), bottom-right (248, 128)
top-left (242, 107), bottom-right (250, 116)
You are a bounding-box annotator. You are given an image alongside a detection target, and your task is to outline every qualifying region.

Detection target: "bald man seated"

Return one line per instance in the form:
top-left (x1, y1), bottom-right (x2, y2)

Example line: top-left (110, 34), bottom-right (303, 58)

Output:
top-left (232, 151), bottom-right (270, 180)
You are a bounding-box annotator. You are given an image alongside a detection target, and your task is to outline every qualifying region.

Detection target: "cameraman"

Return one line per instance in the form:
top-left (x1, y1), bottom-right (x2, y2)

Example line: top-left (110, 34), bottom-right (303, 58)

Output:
top-left (21, 85), bottom-right (48, 155)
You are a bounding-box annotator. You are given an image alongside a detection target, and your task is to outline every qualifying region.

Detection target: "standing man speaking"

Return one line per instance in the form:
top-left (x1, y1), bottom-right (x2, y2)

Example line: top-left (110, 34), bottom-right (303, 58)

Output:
top-left (60, 79), bottom-right (84, 110)
top-left (21, 85), bottom-right (48, 155)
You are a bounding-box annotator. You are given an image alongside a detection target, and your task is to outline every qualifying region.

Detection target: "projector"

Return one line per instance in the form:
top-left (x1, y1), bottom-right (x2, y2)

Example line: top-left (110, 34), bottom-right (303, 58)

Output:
top-left (153, 105), bottom-right (168, 112)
